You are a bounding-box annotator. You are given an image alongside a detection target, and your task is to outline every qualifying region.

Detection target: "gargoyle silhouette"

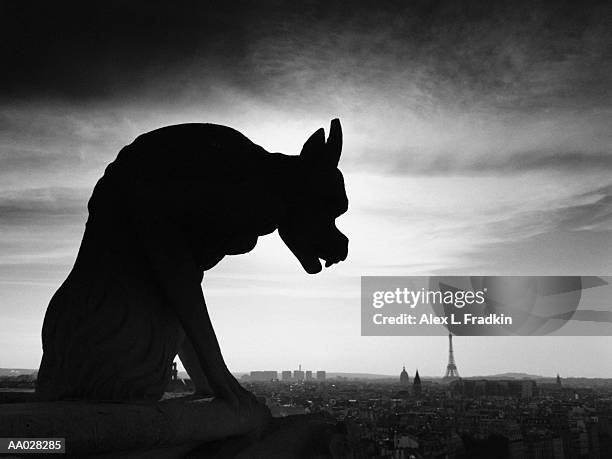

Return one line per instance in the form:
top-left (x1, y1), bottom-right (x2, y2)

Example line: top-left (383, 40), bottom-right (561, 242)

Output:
top-left (36, 119), bottom-right (348, 409)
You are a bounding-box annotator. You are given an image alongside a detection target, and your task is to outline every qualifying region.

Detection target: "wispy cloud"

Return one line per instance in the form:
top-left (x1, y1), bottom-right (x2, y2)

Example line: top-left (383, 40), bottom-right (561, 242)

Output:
top-left (0, 187), bottom-right (88, 222)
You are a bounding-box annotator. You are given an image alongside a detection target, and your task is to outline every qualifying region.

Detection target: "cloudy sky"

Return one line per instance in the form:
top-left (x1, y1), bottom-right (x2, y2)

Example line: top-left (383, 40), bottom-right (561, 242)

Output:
top-left (1, 0), bottom-right (611, 377)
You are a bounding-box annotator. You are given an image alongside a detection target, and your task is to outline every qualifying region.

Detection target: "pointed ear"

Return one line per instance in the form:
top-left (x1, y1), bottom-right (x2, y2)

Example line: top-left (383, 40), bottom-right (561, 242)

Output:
top-left (326, 118), bottom-right (342, 167)
top-left (300, 127), bottom-right (326, 161)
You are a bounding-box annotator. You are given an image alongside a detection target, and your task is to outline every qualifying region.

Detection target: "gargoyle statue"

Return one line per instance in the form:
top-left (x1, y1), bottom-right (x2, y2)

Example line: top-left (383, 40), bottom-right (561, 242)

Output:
top-left (37, 119), bottom-right (349, 411)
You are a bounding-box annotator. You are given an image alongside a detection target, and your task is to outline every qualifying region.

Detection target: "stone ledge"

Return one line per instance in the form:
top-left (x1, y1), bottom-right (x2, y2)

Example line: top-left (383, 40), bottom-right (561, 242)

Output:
top-left (0, 396), bottom-right (270, 457)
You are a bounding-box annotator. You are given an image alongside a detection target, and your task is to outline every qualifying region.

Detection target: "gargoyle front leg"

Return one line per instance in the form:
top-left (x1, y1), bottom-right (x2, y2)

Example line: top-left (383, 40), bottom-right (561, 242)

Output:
top-left (136, 218), bottom-right (258, 411)
top-left (179, 328), bottom-right (212, 395)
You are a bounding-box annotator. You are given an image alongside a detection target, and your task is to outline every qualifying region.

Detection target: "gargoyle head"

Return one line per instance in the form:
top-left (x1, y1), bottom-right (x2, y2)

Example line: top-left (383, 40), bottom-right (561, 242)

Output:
top-left (279, 119), bottom-right (349, 274)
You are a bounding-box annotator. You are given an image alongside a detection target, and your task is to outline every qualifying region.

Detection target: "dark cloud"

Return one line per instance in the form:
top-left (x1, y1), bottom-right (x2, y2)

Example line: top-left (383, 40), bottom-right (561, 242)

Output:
top-left (1, 1), bottom-right (251, 101)
top-left (1, 0), bottom-right (610, 109)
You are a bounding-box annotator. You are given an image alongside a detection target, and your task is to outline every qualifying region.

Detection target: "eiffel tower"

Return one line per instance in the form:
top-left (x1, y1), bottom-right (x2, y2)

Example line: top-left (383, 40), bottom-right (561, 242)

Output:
top-left (443, 333), bottom-right (460, 381)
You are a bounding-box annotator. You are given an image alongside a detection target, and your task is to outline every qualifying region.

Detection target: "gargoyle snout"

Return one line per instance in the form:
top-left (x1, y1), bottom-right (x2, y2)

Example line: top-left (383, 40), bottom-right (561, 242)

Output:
top-left (322, 227), bottom-right (348, 268)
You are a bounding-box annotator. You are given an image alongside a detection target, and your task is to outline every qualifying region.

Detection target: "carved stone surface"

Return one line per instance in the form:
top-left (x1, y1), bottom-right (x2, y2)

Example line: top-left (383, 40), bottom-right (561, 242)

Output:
top-left (0, 399), bottom-right (362, 458)
top-left (0, 397), bottom-right (270, 457)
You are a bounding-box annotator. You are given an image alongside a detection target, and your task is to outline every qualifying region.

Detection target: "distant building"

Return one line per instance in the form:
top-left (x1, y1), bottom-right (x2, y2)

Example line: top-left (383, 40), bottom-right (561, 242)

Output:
top-left (250, 371), bottom-right (278, 382)
top-left (451, 379), bottom-right (536, 399)
top-left (305, 370), bottom-right (313, 381)
top-left (557, 373), bottom-right (562, 387)
top-left (316, 371), bottom-right (326, 381)
top-left (413, 369), bottom-right (422, 395)
top-left (281, 370), bottom-right (292, 382)
top-left (400, 366), bottom-right (409, 385)
top-left (294, 364), bottom-right (304, 382)
top-left (166, 361), bottom-right (187, 393)
top-left (521, 380), bottom-right (534, 399)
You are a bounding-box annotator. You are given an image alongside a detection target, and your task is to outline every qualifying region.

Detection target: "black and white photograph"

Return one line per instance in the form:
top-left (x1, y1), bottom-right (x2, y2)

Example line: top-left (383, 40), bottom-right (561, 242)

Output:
top-left (1, 1), bottom-right (611, 457)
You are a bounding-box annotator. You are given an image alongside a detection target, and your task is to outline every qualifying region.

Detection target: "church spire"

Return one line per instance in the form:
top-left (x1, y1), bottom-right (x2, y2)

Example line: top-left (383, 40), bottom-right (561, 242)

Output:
top-left (413, 369), bottom-right (422, 395)
top-left (400, 366), bottom-right (409, 385)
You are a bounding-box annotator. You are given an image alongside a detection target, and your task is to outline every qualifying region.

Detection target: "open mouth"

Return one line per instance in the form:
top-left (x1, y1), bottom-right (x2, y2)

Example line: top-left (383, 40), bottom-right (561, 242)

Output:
top-left (323, 255), bottom-right (342, 268)
top-left (299, 255), bottom-right (338, 274)
top-left (318, 248), bottom-right (348, 271)
top-left (297, 252), bottom-right (347, 274)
